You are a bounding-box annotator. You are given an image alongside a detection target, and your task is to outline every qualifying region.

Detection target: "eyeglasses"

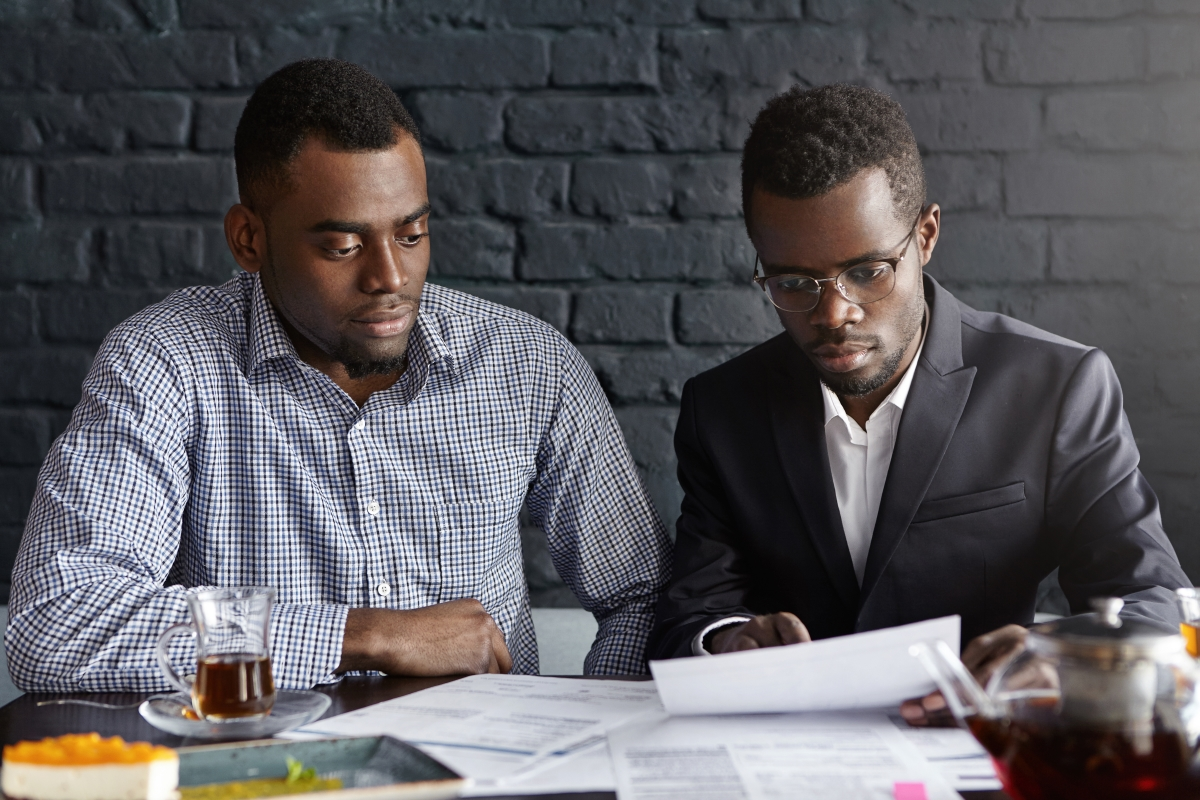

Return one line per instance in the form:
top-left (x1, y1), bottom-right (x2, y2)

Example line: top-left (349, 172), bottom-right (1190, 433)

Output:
top-left (751, 212), bottom-right (923, 314)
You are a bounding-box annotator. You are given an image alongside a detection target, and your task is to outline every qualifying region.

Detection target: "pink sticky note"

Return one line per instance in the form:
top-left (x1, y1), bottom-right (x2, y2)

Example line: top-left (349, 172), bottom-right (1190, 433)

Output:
top-left (894, 782), bottom-right (928, 800)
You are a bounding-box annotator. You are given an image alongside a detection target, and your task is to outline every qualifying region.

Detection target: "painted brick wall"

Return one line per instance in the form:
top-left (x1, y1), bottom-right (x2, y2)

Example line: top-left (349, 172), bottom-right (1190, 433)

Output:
top-left (2, 0), bottom-right (1200, 605)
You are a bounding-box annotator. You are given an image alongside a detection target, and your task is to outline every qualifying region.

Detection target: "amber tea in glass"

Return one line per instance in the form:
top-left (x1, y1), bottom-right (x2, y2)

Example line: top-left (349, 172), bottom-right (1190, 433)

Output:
top-left (1177, 588), bottom-right (1200, 658)
top-left (156, 587), bottom-right (277, 721)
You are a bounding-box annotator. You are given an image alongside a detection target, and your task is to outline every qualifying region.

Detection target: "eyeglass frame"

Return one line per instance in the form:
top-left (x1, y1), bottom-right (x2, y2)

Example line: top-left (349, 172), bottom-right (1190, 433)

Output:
top-left (751, 208), bottom-right (927, 314)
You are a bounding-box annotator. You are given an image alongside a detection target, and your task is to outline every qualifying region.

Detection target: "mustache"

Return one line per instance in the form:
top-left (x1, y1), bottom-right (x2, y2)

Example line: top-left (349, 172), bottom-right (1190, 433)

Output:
top-left (805, 330), bottom-right (883, 350)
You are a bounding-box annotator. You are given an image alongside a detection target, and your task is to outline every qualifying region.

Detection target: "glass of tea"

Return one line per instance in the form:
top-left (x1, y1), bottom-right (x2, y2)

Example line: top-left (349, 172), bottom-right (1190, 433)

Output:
top-left (155, 587), bottom-right (277, 721)
top-left (1178, 587), bottom-right (1200, 658)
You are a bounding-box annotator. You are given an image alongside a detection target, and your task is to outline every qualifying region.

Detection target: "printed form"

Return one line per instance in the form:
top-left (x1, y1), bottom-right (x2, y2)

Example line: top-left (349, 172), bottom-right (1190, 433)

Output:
top-left (609, 711), bottom-right (963, 800)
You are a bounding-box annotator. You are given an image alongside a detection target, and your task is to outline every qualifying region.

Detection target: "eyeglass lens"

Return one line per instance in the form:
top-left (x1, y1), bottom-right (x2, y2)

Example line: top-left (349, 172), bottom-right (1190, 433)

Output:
top-left (763, 262), bottom-right (896, 313)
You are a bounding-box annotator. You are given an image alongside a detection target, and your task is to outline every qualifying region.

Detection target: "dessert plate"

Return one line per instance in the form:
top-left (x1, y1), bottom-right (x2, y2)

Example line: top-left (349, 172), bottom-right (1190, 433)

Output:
top-left (139, 690), bottom-right (331, 740)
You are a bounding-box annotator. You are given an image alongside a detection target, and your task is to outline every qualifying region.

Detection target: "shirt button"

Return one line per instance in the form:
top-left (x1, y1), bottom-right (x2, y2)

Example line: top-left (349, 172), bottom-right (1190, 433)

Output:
top-left (377, 582), bottom-right (391, 597)
top-left (367, 500), bottom-right (380, 516)
top-left (353, 419), bottom-right (366, 432)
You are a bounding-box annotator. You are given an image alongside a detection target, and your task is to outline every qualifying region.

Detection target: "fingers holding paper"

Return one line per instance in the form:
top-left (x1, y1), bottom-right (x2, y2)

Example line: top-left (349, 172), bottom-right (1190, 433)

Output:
top-left (899, 623), bottom-right (1028, 727)
top-left (709, 612), bottom-right (813, 653)
top-left (338, 598), bottom-right (513, 676)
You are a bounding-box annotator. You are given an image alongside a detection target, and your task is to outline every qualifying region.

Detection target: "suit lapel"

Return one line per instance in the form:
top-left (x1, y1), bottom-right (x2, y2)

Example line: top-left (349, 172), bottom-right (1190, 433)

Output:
top-left (768, 338), bottom-right (860, 612)
top-left (858, 276), bottom-right (977, 606)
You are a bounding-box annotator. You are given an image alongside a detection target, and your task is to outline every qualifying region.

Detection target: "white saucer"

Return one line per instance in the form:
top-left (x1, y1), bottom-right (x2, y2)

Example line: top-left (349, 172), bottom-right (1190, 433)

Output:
top-left (139, 690), bottom-right (331, 740)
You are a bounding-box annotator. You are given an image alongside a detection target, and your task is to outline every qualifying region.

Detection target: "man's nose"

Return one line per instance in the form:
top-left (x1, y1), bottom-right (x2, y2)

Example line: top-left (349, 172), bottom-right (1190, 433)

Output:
top-left (806, 281), bottom-right (863, 329)
top-left (361, 238), bottom-right (407, 294)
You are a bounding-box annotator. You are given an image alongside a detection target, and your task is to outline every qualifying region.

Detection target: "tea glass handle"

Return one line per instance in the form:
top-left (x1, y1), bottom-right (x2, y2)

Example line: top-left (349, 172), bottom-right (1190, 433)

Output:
top-left (156, 622), bottom-right (196, 695)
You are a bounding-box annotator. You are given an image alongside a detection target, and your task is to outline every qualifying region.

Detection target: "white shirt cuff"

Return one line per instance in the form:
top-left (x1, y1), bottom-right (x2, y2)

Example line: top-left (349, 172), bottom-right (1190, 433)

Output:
top-left (691, 616), bottom-right (755, 656)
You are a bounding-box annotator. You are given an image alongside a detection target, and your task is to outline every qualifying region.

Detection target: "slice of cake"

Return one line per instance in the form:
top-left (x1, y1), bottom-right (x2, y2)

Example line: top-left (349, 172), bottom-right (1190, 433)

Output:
top-left (2, 733), bottom-right (179, 800)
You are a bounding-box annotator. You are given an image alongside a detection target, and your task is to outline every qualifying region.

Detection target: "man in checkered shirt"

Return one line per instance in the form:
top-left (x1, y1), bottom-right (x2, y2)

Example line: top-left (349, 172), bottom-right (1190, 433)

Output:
top-left (5, 59), bottom-right (671, 691)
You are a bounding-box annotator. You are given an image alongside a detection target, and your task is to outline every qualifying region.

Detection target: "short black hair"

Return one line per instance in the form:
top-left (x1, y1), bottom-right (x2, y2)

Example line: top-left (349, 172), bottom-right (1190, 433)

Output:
top-left (234, 58), bottom-right (421, 210)
top-left (741, 84), bottom-right (925, 229)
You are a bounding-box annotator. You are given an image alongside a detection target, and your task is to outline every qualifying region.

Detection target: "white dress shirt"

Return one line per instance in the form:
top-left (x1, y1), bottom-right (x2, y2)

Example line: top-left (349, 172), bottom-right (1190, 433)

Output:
top-left (693, 328), bottom-right (926, 655)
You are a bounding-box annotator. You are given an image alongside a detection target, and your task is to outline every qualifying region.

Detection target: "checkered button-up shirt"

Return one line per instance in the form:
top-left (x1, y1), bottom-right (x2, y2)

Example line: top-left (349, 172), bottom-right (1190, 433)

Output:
top-left (6, 273), bottom-right (670, 690)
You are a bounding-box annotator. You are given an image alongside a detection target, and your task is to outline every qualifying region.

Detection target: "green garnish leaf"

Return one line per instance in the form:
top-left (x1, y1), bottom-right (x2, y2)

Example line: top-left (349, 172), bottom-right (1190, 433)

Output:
top-left (284, 756), bottom-right (316, 784)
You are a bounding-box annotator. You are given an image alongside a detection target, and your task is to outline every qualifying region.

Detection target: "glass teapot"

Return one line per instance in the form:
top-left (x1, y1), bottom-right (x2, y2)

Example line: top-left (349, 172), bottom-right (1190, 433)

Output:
top-left (911, 598), bottom-right (1200, 800)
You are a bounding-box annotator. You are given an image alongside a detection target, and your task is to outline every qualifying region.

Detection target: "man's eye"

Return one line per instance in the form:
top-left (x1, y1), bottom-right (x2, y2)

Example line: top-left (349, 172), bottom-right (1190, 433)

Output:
top-left (397, 233), bottom-right (427, 246)
top-left (844, 263), bottom-right (891, 285)
top-left (773, 276), bottom-right (819, 293)
top-left (327, 246), bottom-right (358, 258)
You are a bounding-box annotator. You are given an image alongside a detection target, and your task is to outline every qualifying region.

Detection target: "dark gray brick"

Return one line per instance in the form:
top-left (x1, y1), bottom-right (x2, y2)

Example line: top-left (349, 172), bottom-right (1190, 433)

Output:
top-left (1148, 24), bottom-right (1200, 79)
top-left (495, 0), bottom-right (694, 26)
top-left (0, 161), bottom-right (35, 219)
top-left (0, 348), bottom-right (93, 406)
top-left (202, 225), bottom-right (242, 284)
top-left (37, 33), bottom-right (238, 91)
top-left (75, 0), bottom-right (178, 31)
top-left (0, 292), bottom-right (34, 346)
top-left (0, 223), bottom-right (91, 284)
top-left (896, 0), bottom-right (1015, 18)
top-left (1006, 153), bottom-right (1200, 218)
top-left (104, 223), bottom-right (205, 285)
top-left (43, 157), bottom-right (237, 215)
top-left (1026, 284), bottom-right (1200, 360)
top-left (552, 27), bottom-right (658, 88)
top-left (520, 222), bottom-right (752, 282)
top-left (581, 344), bottom-right (742, 404)
top-left (928, 214), bottom-right (1047, 284)
top-left (571, 159), bottom-right (672, 219)
top-left (0, 467), bottom-right (37, 525)
top-left (0, 33), bottom-right (36, 89)
top-left (0, 0), bottom-right (72, 26)
top-left (427, 158), bottom-right (568, 219)
top-left (661, 26), bottom-right (865, 92)
top-left (1162, 88), bottom-right (1200, 152)
top-left (872, 21), bottom-right (982, 81)
top-left (984, 24), bottom-right (1145, 84)
top-left (902, 88), bottom-right (1039, 152)
top-left (614, 406), bottom-right (677, 469)
top-left (39, 288), bottom-right (171, 343)
top-left (86, 93), bottom-right (191, 150)
top-left (676, 288), bottom-right (781, 345)
top-left (236, 30), bottom-right (338, 86)
top-left (343, 31), bottom-right (548, 90)
top-left (673, 157), bottom-right (741, 218)
top-left (948, 284), bottom-right (1035, 322)
top-left (506, 96), bottom-right (722, 154)
top-left (0, 93), bottom-right (88, 153)
top-left (923, 154), bottom-right (1002, 212)
top-left (194, 96), bottom-right (247, 152)
top-left (1024, 0), bottom-right (1142, 17)
top-left (1156, 356), bottom-right (1200, 412)
top-left (1050, 221), bottom-right (1200, 283)
top-left (1046, 90), bottom-right (1156, 150)
top-left (459, 285), bottom-right (570, 333)
top-left (1152, 0), bottom-right (1200, 12)
top-left (571, 286), bottom-right (672, 344)
top-left (407, 93), bottom-right (505, 153)
top-left (429, 219), bottom-right (515, 280)
top-left (719, 86), bottom-right (777, 152)
top-left (0, 411), bottom-right (49, 466)
top-left (180, 0), bottom-right (378, 29)
top-left (698, 0), bottom-right (800, 19)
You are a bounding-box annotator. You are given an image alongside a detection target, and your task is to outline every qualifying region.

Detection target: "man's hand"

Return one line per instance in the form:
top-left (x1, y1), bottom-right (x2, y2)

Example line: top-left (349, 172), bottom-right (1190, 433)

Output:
top-left (709, 612), bottom-right (812, 653)
top-left (899, 623), bottom-right (1028, 727)
top-left (337, 598), bottom-right (513, 676)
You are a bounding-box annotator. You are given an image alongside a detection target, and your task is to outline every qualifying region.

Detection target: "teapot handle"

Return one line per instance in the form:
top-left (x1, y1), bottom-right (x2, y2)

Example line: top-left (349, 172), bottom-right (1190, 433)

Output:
top-left (910, 639), bottom-right (1000, 723)
top-left (155, 622), bottom-right (196, 695)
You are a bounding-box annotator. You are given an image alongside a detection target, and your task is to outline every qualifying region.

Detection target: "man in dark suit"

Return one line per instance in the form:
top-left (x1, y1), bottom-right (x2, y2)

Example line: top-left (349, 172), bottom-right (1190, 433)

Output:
top-left (647, 84), bottom-right (1191, 723)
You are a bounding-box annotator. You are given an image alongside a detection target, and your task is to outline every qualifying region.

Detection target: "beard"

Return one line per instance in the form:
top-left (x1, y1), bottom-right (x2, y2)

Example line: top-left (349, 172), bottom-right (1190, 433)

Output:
top-left (262, 245), bottom-right (419, 380)
top-left (816, 291), bottom-right (926, 399)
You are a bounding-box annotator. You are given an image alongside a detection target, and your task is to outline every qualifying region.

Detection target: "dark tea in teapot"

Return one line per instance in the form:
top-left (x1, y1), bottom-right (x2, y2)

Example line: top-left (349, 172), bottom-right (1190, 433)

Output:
top-left (968, 715), bottom-right (1195, 800)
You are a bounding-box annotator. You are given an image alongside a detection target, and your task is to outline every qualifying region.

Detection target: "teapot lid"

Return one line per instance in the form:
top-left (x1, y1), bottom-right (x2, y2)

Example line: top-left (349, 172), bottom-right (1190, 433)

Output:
top-left (1027, 598), bottom-right (1186, 662)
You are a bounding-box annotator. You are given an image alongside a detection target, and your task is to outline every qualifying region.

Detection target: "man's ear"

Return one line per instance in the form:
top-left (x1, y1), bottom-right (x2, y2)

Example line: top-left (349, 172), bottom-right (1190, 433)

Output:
top-left (224, 203), bottom-right (268, 274)
top-left (917, 203), bottom-right (940, 268)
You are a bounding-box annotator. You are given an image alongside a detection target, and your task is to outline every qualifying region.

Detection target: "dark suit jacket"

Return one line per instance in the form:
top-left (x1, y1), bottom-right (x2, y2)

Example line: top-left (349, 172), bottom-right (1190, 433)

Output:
top-left (648, 276), bottom-right (1191, 659)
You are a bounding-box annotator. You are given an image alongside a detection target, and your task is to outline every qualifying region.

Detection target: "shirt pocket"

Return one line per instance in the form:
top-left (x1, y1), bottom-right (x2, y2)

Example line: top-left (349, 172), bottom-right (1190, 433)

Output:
top-left (911, 481), bottom-right (1026, 524)
top-left (435, 500), bottom-right (522, 599)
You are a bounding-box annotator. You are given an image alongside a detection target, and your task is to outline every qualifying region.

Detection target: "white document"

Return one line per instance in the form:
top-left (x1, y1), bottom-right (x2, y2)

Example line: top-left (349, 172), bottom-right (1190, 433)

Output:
top-left (609, 710), bottom-right (960, 800)
top-left (888, 715), bottom-right (1001, 792)
top-left (284, 674), bottom-right (661, 782)
top-left (460, 739), bottom-right (615, 796)
top-left (650, 615), bottom-right (960, 715)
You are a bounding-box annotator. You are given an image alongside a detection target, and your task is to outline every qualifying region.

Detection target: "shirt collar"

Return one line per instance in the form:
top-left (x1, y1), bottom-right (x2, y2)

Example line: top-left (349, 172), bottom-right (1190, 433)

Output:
top-left (820, 321), bottom-right (928, 431)
top-left (244, 272), bottom-right (458, 381)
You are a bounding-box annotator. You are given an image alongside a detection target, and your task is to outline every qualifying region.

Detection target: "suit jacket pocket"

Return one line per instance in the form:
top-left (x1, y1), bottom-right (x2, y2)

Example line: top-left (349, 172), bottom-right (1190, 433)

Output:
top-left (912, 482), bottom-right (1026, 524)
